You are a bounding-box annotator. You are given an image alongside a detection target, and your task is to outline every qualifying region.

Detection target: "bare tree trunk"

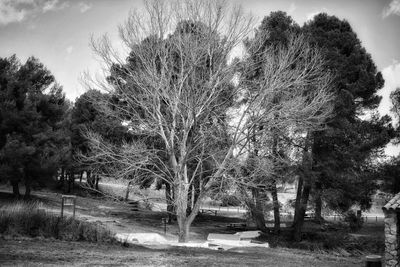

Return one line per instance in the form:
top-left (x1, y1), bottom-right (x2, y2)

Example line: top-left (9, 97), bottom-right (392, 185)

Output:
top-left (87, 171), bottom-right (95, 188)
top-left (293, 175), bottom-right (303, 226)
top-left (186, 185), bottom-right (193, 215)
top-left (60, 167), bottom-right (65, 183)
top-left (271, 181), bottom-right (280, 232)
top-left (68, 172), bottom-right (74, 193)
top-left (125, 180), bottom-right (132, 201)
top-left (248, 188), bottom-right (267, 232)
top-left (271, 129), bottom-right (280, 232)
top-left (293, 178), bottom-right (311, 241)
top-left (165, 182), bottom-right (174, 223)
top-left (292, 132), bottom-right (313, 241)
top-left (24, 179), bottom-right (31, 199)
top-left (67, 172), bottom-right (71, 193)
top-left (95, 175), bottom-right (100, 190)
top-left (177, 217), bottom-right (190, 243)
top-left (79, 171), bottom-right (83, 183)
top-left (11, 180), bottom-right (20, 198)
top-left (176, 180), bottom-right (190, 242)
top-left (71, 173), bottom-right (75, 191)
top-left (314, 181), bottom-right (323, 223)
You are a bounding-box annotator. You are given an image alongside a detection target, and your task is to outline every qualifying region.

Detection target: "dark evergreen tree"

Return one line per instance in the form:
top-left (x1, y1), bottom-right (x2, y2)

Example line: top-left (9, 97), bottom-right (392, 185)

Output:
top-left (301, 13), bottom-right (393, 225)
top-left (243, 11), bottom-right (301, 232)
top-left (0, 56), bottom-right (69, 198)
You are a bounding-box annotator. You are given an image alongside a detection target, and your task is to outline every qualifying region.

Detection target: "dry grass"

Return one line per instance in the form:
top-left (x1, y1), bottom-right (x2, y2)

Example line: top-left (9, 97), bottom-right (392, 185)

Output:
top-left (0, 200), bottom-right (115, 243)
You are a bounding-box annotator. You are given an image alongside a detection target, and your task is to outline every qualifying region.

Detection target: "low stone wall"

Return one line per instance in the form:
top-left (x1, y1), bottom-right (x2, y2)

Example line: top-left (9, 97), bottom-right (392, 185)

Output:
top-left (384, 211), bottom-right (399, 267)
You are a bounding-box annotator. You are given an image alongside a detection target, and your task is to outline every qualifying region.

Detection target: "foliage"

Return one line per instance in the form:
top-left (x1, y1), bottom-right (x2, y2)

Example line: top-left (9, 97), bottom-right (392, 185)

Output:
top-left (378, 156), bottom-right (400, 194)
top-left (0, 55), bottom-right (70, 197)
top-left (303, 13), bottom-right (394, 212)
top-left (343, 210), bottom-right (364, 232)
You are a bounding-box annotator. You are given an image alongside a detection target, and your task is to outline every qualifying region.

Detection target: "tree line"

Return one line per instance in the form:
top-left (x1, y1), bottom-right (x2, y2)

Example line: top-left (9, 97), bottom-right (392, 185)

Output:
top-left (0, 0), bottom-right (398, 243)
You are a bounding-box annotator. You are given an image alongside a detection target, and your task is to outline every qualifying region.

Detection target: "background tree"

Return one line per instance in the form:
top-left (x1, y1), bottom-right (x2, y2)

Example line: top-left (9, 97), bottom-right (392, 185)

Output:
top-left (290, 14), bottom-right (393, 240)
top-left (241, 11), bottom-right (301, 232)
top-left (71, 89), bottom-right (132, 190)
top-left (0, 56), bottom-right (69, 198)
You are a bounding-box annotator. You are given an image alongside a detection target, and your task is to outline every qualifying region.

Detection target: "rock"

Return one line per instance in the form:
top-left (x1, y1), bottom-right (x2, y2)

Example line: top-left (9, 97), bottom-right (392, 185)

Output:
top-left (386, 234), bottom-right (397, 244)
top-left (115, 233), bottom-right (168, 244)
top-left (235, 231), bottom-right (261, 240)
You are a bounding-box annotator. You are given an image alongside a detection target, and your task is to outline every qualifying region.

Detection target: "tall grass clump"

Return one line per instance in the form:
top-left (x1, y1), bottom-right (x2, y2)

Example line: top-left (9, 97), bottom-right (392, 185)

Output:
top-left (0, 201), bottom-right (115, 243)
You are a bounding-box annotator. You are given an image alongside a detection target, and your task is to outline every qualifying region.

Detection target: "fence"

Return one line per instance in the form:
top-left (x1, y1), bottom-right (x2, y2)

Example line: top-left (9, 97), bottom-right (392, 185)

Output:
top-left (199, 205), bottom-right (247, 214)
top-left (199, 205), bottom-right (385, 225)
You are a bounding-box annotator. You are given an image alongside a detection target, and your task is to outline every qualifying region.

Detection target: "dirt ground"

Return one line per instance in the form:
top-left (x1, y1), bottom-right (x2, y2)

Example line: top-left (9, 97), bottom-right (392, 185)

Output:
top-left (0, 238), bottom-right (362, 267)
top-left (0, 185), bottom-right (370, 266)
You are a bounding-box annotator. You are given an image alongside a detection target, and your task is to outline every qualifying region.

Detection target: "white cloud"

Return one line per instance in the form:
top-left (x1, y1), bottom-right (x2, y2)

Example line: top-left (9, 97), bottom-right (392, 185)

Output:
top-left (378, 61), bottom-right (400, 121)
top-left (383, 0), bottom-right (400, 18)
top-left (42, 0), bottom-right (58, 12)
top-left (306, 8), bottom-right (329, 22)
top-left (66, 45), bottom-right (73, 54)
top-left (0, 2), bottom-right (27, 25)
top-left (78, 2), bottom-right (92, 13)
top-left (287, 3), bottom-right (296, 15)
top-left (0, 0), bottom-right (67, 26)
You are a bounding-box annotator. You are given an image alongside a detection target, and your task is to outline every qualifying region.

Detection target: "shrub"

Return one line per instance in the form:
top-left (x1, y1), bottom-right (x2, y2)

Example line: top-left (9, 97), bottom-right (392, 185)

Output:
top-left (343, 210), bottom-right (363, 232)
top-left (0, 200), bottom-right (115, 243)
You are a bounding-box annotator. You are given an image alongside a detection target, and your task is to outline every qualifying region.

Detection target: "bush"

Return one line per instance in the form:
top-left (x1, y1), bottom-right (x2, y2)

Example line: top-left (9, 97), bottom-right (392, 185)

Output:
top-left (0, 201), bottom-right (115, 243)
top-left (343, 210), bottom-right (363, 232)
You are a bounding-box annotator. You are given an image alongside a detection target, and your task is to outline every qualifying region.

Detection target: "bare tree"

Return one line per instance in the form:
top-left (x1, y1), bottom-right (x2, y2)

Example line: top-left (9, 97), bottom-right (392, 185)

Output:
top-left (84, 0), bottom-right (333, 242)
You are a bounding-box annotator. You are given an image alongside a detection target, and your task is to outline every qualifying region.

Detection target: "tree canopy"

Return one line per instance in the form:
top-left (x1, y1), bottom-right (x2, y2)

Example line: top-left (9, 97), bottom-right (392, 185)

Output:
top-left (0, 55), bottom-right (69, 198)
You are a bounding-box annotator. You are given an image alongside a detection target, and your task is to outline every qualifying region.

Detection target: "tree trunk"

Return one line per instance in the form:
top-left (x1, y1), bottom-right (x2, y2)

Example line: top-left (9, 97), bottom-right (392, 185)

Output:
top-left (177, 216), bottom-right (190, 243)
top-left (248, 188), bottom-right (267, 232)
top-left (87, 171), bottom-right (94, 188)
top-left (293, 180), bottom-right (311, 241)
top-left (71, 173), bottom-right (75, 191)
top-left (86, 171), bottom-right (91, 187)
top-left (67, 172), bottom-right (71, 193)
top-left (186, 185), bottom-right (193, 215)
top-left (271, 127), bottom-right (280, 232)
top-left (249, 203), bottom-right (267, 232)
top-left (271, 181), bottom-right (280, 232)
top-left (95, 175), bottom-right (100, 190)
top-left (175, 180), bottom-right (190, 242)
top-left (293, 175), bottom-right (303, 226)
top-left (292, 132), bottom-right (313, 241)
top-left (165, 182), bottom-right (174, 223)
top-left (24, 179), bottom-right (31, 199)
top-left (79, 171), bottom-right (83, 183)
top-left (60, 167), bottom-right (65, 183)
top-left (314, 181), bottom-right (323, 223)
top-left (125, 180), bottom-right (132, 201)
top-left (11, 181), bottom-right (20, 198)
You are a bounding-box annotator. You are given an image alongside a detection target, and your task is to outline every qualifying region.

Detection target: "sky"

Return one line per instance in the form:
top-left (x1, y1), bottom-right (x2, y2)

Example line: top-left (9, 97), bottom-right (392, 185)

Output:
top-left (0, 0), bottom-right (400, 155)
